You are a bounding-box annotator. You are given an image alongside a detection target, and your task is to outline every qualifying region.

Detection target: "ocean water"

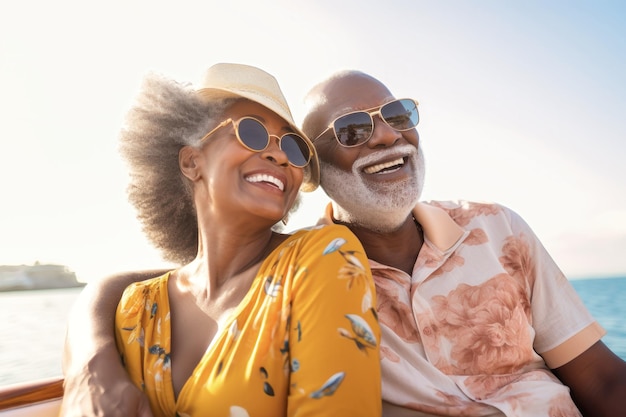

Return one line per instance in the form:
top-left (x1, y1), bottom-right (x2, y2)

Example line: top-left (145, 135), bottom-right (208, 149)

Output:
top-left (0, 278), bottom-right (625, 387)
top-left (0, 287), bottom-right (83, 386)
top-left (569, 276), bottom-right (626, 359)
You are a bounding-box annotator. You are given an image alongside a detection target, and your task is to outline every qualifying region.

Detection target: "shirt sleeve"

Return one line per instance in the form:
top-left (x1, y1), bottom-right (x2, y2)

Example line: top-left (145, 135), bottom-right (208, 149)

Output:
top-left (286, 224), bottom-right (382, 417)
top-left (506, 207), bottom-right (606, 368)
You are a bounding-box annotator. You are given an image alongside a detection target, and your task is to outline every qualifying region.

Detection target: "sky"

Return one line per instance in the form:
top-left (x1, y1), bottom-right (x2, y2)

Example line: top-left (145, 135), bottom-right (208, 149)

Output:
top-left (1, 0), bottom-right (625, 282)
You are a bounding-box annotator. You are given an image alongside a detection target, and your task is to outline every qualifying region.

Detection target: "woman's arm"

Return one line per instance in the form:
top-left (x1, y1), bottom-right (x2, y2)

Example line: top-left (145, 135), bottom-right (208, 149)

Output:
top-left (60, 269), bottom-right (167, 417)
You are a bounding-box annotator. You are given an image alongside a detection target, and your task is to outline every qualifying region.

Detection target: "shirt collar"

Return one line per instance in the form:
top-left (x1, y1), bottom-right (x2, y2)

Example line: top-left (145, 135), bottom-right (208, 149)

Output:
top-left (317, 201), bottom-right (465, 253)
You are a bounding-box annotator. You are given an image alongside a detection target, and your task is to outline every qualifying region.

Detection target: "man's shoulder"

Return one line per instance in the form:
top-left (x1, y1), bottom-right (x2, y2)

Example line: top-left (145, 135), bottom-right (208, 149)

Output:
top-left (421, 199), bottom-right (517, 225)
top-left (422, 199), bottom-right (513, 213)
top-left (422, 199), bottom-right (500, 209)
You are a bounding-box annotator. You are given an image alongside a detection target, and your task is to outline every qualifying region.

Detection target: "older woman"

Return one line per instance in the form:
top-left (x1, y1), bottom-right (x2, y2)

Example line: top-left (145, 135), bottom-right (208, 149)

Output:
top-left (62, 63), bottom-right (381, 417)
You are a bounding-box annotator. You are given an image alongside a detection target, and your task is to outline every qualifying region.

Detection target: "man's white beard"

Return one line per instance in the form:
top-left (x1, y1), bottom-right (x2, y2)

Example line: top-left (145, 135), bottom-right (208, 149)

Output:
top-left (320, 144), bottom-right (425, 233)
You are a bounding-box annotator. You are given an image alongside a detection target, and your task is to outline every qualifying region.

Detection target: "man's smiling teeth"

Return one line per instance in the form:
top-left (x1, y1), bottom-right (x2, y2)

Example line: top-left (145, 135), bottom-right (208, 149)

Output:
top-left (363, 157), bottom-right (405, 174)
top-left (245, 174), bottom-right (284, 191)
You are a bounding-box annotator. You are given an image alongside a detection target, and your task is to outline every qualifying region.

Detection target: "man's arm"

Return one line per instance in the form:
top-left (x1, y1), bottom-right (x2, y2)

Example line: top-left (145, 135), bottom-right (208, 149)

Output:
top-left (60, 269), bottom-right (168, 417)
top-left (553, 340), bottom-right (626, 417)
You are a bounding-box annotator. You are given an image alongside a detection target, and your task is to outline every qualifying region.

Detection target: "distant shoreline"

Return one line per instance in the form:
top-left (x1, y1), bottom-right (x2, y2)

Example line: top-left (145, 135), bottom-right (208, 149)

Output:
top-left (569, 274), bottom-right (626, 281)
top-left (0, 263), bottom-right (85, 292)
top-left (0, 282), bottom-right (86, 292)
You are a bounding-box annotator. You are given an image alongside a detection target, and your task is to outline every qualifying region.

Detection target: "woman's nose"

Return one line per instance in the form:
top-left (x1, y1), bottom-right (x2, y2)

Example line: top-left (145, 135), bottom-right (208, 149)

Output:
top-left (261, 136), bottom-right (289, 166)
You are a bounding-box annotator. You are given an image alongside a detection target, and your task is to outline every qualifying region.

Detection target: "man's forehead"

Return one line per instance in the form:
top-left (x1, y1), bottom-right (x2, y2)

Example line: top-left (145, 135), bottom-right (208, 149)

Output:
top-left (320, 75), bottom-right (394, 117)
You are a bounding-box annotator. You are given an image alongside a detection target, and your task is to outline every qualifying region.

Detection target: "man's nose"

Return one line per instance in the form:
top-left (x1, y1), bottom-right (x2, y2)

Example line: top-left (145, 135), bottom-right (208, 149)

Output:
top-left (366, 115), bottom-right (400, 148)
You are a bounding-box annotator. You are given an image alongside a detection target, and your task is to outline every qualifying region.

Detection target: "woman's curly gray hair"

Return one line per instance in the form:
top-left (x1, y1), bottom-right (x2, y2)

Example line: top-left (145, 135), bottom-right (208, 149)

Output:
top-left (119, 73), bottom-right (232, 265)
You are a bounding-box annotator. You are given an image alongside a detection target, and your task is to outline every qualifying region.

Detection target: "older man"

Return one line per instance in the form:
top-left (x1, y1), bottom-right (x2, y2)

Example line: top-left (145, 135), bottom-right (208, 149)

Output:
top-left (61, 70), bottom-right (626, 416)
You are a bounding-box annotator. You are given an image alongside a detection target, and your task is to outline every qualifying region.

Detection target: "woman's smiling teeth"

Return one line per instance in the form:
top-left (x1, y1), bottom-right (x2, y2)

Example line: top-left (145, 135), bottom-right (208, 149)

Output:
top-left (363, 157), bottom-right (405, 174)
top-left (245, 174), bottom-right (285, 191)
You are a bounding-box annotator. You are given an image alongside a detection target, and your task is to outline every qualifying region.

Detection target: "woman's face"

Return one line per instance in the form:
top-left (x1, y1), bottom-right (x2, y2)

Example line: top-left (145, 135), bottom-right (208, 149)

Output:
top-left (190, 99), bottom-right (304, 225)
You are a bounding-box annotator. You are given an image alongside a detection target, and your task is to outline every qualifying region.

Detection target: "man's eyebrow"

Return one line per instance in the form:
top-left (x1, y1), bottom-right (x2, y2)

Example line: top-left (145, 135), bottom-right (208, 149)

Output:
top-left (333, 106), bottom-right (357, 116)
top-left (325, 105), bottom-right (358, 123)
top-left (330, 97), bottom-right (395, 119)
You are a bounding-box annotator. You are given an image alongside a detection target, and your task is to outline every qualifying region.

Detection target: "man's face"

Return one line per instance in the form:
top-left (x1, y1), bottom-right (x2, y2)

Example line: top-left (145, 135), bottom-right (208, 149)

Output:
top-left (304, 72), bottom-right (425, 231)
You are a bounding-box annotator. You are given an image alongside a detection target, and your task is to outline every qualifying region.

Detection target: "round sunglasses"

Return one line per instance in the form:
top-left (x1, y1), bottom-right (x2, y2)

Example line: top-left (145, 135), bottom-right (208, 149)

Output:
top-left (200, 116), bottom-right (312, 168)
top-left (314, 98), bottom-right (419, 147)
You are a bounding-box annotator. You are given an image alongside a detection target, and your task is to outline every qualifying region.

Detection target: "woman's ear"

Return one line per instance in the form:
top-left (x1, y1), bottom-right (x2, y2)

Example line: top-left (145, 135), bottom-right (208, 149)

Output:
top-left (179, 146), bottom-right (201, 181)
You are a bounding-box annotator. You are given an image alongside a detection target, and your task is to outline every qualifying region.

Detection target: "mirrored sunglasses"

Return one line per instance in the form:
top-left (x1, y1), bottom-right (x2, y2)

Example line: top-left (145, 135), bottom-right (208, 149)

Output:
top-left (200, 116), bottom-right (312, 168)
top-left (315, 98), bottom-right (419, 147)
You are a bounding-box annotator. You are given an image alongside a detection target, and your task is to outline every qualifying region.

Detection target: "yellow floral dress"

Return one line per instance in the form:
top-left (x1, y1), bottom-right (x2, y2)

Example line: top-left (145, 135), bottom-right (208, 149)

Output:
top-left (115, 224), bottom-right (381, 417)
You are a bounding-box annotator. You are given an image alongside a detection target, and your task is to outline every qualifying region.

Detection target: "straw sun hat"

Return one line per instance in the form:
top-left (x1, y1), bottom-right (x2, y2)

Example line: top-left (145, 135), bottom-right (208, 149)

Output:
top-left (196, 63), bottom-right (320, 192)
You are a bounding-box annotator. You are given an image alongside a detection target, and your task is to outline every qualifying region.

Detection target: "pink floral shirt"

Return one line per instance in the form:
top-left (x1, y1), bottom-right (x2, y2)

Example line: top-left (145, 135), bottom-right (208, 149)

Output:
top-left (319, 200), bottom-right (605, 417)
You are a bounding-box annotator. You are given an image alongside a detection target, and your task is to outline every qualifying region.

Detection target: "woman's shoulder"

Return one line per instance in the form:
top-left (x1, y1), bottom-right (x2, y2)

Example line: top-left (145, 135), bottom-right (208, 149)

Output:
top-left (289, 222), bottom-right (355, 237)
top-left (117, 272), bottom-right (172, 322)
top-left (121, 272), bottom-right (171, 302)
top-left (277, 224), bottom-right (367, 264)
top-left (287, 223), bottom-right (359, 245)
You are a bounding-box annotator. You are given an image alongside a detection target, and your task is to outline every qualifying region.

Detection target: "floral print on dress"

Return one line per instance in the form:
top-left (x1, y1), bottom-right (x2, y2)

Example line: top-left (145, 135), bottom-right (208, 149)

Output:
top-left (310, 372), bottom-right (345, 399)
top-left (114, 224), bottom-right (381, 417)
top-left (338, 314), bottom-right (378, 353)
top-left (324, 237), bottom-right (374, 313)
